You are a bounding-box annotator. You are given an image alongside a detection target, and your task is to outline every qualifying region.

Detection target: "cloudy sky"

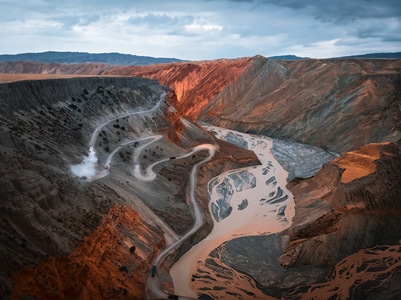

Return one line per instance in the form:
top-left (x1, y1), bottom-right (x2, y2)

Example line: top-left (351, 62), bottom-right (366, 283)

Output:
top-left (1, 0), bottom-right (400, 60)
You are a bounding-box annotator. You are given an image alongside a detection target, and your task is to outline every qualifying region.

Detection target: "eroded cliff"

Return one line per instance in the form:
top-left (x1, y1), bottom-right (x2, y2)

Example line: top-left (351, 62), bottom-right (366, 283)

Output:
top-left (4, 57), bottom-right (400, 155)
top-left (199, 57), bottom-right (401, 153)
top-left (0, 76), bottom-right (259, 299)
top-left (103, 57), bottom-right (255, 120)
top-left (10, 205), bottom-right (165, 299)
top-left (1, 56), bottom-right (401, 299)
top-left (101, 56), bottom-right (401, 154)
top-left (280, 142), bottom-right (401, 298)
top-left (209, 142), bottom-right (401, 299)
top-left (0, 77), bottom-right (167, 298)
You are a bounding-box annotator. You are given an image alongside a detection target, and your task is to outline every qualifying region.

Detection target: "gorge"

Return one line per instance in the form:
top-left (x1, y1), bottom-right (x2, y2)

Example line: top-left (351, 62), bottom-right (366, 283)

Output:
top-left (1, 55), bottom-right (401, 299)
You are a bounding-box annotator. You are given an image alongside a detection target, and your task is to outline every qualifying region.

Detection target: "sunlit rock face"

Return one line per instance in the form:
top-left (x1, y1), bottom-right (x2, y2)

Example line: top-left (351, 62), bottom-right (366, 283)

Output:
top-left (102, 56), bottom-right (401, 154)
top-left (194, 142), bottom-right (401, 299)
top-left (11, 205), bottom-right (165, 299)
top-left (0, 75), bottom-right (260, 299)
top-left (0, 77), bottom-right (168, 298)
top-left (198, 58), bottom-right (401, 154)
top-left (140, 55), bottom-right (401, 297)
top-left (0, 76), bottom-right (219, 298)
top-left (1, 56), bottom-right (401, 299)
top-left (277, 142), bottom-right (401, 298)
top-left (4, 57), bottom-right (400, 154)
top-left (103, 57), bottom-right (255, 120)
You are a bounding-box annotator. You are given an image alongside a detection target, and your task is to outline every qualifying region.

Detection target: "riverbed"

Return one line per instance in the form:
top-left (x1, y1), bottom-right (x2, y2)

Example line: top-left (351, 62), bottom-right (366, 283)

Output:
top-left (170, 126), bottom-right (295, 298)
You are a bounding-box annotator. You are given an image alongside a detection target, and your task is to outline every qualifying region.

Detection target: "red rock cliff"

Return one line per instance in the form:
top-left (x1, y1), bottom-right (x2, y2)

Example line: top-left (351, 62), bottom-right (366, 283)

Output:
top-left (104, 57), bottom-right (254, 120)
top-left (11, 205), bottom-right (165, 300)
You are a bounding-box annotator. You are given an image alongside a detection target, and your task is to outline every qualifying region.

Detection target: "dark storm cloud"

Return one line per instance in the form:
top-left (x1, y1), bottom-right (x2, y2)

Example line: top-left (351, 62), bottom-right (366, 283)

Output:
top-left (228, 0), bottom-right (401, 21)
top-left (227, 0), bottom-right (308, 10)
top-left (0, 0), bottom-right (400, 59)
top-left (227, 0), bottom-right (401, 44)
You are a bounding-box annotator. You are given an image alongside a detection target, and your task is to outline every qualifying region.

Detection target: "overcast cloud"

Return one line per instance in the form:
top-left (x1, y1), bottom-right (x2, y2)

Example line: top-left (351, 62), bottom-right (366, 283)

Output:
top-left (0, 0), bottom-right (400, 60)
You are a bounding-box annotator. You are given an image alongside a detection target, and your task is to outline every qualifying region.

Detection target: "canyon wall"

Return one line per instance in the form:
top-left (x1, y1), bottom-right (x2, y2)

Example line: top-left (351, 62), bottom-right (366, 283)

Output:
top-left (1, 56), bottom-right (401, 298)
top-left (0, 75), bottom-right (259, 299)
top-left (4, 56), bottom-right (400, 155)
top-left (104, 56), bottom-right (401, 154)
top-left (0, 77), bottom-right (166, 297)
top-left (209, 141), bottom-right (401, 299)
top-left (0, 77), bottom-right (166, 298)
top-left (103, 57), bottom-right (255, 120)
top-left (200, 58), bottom-right (401, 154)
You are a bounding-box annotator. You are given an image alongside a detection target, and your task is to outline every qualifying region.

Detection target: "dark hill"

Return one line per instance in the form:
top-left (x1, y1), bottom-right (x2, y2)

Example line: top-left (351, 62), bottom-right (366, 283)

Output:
top-left (0, 51), bottom-right (186, 66)
top-left (269, 54), bottom-right (308, 60)
top-left (339, 52), bottom-right (401, 59)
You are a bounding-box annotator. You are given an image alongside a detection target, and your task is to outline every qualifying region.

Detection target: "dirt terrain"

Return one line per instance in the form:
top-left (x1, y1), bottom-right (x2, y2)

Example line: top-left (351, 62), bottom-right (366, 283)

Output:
top-left (1, 56), bottom-right (401, 298)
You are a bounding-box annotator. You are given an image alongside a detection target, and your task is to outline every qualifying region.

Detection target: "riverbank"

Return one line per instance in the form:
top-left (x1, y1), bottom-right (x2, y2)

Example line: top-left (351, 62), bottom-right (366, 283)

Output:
top-left (170, 126), bottom-right (295, 298)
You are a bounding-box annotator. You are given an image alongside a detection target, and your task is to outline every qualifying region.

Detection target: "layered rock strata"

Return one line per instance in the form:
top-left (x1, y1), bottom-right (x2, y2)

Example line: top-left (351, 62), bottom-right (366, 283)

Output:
top-left (0, 76), bottom-right (260, 298)
top-left (208, 142), bottom-right (401, 299)
top-left (10, 205), bottom-right (165, 300)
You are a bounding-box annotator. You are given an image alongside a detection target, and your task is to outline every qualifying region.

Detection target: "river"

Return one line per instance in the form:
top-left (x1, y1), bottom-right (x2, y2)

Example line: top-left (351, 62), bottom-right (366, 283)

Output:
top-left (169, 125), bottom-right (295, 299)
top-left (70, 93), bottom-right (295, 298)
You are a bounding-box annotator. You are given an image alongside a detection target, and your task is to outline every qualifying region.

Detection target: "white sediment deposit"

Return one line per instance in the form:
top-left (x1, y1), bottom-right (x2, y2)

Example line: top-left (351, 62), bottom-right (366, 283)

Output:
top-left (70, 146), bottom-right (98, 178)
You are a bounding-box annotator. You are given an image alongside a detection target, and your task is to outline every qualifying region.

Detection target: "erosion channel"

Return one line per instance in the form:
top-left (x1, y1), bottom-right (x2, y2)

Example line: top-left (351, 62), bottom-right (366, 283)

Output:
top-left (74, 92), bottom-right (336, 299)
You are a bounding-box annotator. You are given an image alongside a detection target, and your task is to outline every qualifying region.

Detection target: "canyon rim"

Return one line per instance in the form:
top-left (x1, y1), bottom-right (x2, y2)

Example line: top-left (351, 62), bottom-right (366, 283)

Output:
top-left (1, 54), bottom-right (401, 299)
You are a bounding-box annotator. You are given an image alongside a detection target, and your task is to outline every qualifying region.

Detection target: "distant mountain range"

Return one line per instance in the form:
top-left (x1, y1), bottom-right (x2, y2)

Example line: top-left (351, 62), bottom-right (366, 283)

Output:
top-left (0, 51), bottom-right (186, 66)
top-left (0, 51), bottom-right (400, 66)
top-left (269, 52), bottom-right (401, 60)
top-left (337, 52), bottom-right (401, 59)
top-left (269, 55), bottom-right (309, 60)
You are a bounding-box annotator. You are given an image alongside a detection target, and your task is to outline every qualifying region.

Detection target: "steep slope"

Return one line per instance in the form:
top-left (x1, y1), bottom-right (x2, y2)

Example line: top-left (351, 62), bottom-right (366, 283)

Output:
top-left (103, 56), bottom-right (401, 153)
top-left (282, 142), bottom-right (401, 269)
top-left (4, 56), bottom-right (400, 155)
top-left (104, 57), bottom-right (254, 120)
top-left (0, 76), bottom-right (259, 299)
top-left (278, 141), bottom-right (401, 298)
top-left (199, 57), bottom-right (401, 153)
top-left (212, 141), bottom-right (401, 299)
top-left (1, 55), bottom-right (401, 298)
top-left (10, 205), bottom-right (165, 300)
top-left (0, 77), bottom-right (167, 298)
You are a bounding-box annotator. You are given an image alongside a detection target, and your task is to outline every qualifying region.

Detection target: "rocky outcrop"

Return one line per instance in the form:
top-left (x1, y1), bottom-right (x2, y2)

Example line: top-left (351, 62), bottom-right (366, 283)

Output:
top-left (212, 142), bottom-right (401, 299)
top-left (281, 142), bottom-right (401, 267)
top-left (274, 142), bottom-right (401, 297)
top-left (199, 58), bottom-right (401, 154)
top-left (0, 74), bottom-right (262, 298)
top-left (0, 77), bottom-right (169, 298)
top-left (104, 57), bottom-right (255, 120)
top-left (1, 56), bottom-right (401, 298)
top-left (3, 57), bottom-right (400, 155)
top-left (10, 204), bottom-right (164, 300)
top-left (102, 56), bottom-right (401, 154)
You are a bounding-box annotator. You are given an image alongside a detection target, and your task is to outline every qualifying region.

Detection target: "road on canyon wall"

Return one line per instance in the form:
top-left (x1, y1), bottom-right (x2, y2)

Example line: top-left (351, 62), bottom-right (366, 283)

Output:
top-left (70, 91), bottom-right (216, 299)
top-left (145, 144), bottom-right (216, 299)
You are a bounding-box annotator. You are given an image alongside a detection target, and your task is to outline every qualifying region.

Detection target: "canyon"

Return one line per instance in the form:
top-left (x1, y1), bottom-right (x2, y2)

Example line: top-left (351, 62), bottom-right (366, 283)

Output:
top-left (0, 55), bottom-right (401, 299)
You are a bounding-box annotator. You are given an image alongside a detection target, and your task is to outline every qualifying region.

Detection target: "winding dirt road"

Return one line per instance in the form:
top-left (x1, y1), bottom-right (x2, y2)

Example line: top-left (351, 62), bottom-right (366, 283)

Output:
top-left (70, 90), bottom-right (217, 299)
top-left (145, 143), bottom-right (216, 299)
top-left (70, 91), bottom-right (166, 179)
